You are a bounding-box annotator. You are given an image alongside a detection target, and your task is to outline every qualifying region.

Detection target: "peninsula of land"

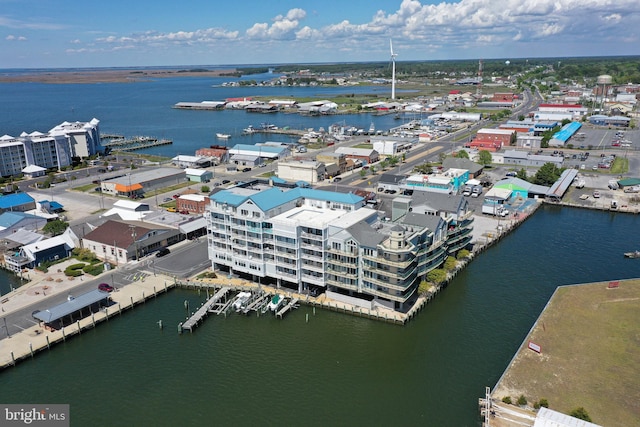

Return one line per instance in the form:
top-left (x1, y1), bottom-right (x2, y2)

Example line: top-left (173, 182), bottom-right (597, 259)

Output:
top-left (0, 68), bottom-right (235, 84)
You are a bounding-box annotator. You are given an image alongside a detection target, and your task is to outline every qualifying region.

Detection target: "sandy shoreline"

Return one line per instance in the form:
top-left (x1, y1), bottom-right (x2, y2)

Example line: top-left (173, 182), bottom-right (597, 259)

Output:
top-left (0, 68), bottom-right (236, 84)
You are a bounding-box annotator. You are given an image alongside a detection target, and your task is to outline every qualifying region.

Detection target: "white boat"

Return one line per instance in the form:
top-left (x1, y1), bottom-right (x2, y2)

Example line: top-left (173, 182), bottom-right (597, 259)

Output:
top-left (267, 294), bottom-right (285, 312)
top-left (216, 133), bottom-right (231, 139)
top-left (242, 125), bottom-right (255, 134)
top-left (233, 292), bottom-right (252, 311)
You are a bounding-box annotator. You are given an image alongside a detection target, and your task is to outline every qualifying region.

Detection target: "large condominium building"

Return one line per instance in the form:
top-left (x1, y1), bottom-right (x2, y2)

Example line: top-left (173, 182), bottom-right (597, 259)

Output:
top-left (207, 181), bottom-right (474, 312)
top-left (0, 118), bottom-right (100, 177)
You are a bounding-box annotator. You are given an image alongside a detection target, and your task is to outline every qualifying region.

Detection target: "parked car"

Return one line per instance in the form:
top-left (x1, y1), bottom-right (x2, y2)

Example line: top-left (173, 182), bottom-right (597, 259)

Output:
top-left (242, 167), bottom-right (252, 172)
top-left (221, 179), bottom-right (231, 184)
top-left (98, 283), bottom-right (114, 292)
top-left (156, 247), bottom-right (170, 257)
top-left (333, 177), bottom-right (342, 183)
top-left (163, 197), bottom-right (172, 202)
top-left (593, 190), bottom-right (600, 198)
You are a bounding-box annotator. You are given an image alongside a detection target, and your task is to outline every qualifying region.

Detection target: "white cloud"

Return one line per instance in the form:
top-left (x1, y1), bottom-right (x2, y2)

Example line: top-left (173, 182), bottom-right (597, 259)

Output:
top-left (5, 34), bottom-right (26, 41)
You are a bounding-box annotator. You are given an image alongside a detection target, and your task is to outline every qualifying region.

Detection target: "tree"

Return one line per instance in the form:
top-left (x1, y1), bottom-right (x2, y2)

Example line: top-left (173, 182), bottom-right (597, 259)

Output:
top-left (537, 398), bottom-right (549, 408)
top-left (516, 168), bottom-right (528, 181)
top-left (569, 407), bottom-right (592, 422)
top-left (478, 150), bottom-right (492, 166)
top-left (43, 219), bottom-right (69, 236)
top-left (418, 280), bottom-right (432, 296)
top-left (200, 185), bottom-right (210, 193)
top-left (502, 396), bottom-right (512, 404)
top-left (456, 249), bottom-right (470, 260)
top-left (426, 269), bottom-right (447, 285)
top-left (359, 169), bottom-right (367, 178)
top-left (443, 256), bottom-right (457, 271)
top-left (533, 162), bottom-right (563, 186)
top-left (456, 150), bottom-right (469, 159)
top-left (517, 395), bottom-right (527, 406)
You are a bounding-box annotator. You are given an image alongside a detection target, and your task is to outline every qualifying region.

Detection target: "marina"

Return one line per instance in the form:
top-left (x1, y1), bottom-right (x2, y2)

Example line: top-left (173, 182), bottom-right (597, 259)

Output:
top-left (101, 135), bottom-right (173, 151)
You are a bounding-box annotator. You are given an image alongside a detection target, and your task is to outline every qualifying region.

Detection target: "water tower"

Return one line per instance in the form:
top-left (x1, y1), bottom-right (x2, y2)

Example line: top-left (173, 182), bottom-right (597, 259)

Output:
top-left (596, 74), bottom-right (612, 113)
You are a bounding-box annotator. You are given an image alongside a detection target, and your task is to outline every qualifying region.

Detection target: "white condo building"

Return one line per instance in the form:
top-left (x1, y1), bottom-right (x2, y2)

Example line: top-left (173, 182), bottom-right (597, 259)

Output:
top-left (207, 181), bottom-right (474, 312)
top-left (0, 118), bottom-right (100, 176)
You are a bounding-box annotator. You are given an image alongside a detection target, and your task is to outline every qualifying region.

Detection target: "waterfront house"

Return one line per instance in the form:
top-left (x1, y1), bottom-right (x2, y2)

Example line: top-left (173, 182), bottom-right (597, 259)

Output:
top-left (5, 228), bottom-right (79, 272)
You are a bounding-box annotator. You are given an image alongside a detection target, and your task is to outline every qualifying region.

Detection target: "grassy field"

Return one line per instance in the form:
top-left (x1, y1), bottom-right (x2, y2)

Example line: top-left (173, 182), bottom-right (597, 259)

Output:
top-left (493, 279), bottom-right (640, 426)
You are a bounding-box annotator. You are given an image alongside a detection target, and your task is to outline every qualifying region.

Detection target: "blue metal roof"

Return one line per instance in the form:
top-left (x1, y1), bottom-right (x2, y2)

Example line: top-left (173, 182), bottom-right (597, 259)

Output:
top-left (210, 186), bottom-right (364, 212)
top-left (38, 200), bottom-right (64, 210)
top-left (0, 193), bottom-right (35, 209)
top-left (552, 121), bottom-right (582, 142)
top-left (0, 211), bottom-right (38, 227)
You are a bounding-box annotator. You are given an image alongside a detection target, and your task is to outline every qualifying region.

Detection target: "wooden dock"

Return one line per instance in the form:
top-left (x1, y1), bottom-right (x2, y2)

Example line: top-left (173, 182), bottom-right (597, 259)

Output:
top-left (276, 298), bottom-right (299, 319)
top-left (181, 287), bottom-right (230, 332)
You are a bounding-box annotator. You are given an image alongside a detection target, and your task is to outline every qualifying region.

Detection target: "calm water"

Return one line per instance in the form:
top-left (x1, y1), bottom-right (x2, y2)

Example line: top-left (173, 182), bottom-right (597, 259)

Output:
top-left (1, 77), bottom-right (638, 425)
top-left (0, 73), bottom-right (416, 158)
top-left (2, 206), bottom-right (638, 426)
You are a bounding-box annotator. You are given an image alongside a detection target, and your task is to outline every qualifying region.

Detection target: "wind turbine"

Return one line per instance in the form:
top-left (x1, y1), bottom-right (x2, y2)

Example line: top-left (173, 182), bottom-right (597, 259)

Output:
top-left (390, 39), bottom-right (397, 100)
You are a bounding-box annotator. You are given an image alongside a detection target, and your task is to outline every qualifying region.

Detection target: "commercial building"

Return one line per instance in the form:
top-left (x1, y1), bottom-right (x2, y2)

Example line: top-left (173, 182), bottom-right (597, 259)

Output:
top-left (277, 159), bottom-right (326, 184)
top-left (206, 183), bottom-right (473, 312)
top-left (82, 219), bottom-right (181, 263)
top-left (100, 168), bottom-right (185, 198)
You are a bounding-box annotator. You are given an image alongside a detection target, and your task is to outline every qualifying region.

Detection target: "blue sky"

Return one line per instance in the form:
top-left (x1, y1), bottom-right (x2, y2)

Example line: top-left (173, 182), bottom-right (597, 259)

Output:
top-left (2, 0), bottom-right (639, 69)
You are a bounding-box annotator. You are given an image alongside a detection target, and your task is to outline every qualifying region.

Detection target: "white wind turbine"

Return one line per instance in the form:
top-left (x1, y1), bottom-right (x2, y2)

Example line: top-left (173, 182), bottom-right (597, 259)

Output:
top-left (390, 39), bottom-right (398, 100)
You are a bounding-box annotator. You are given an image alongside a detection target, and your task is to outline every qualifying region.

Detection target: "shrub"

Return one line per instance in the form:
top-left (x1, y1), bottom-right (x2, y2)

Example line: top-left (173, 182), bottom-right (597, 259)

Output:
top-left (64, 263), bottom-right (85, 277)
top-left (538, 398), bottom-right (549, 408)
top-left (517, 395), bottom-right (527, 406)
top-left (456, 249), bottom-right (471, 260)
top-left (569, 407), bottom-right (592, 422)
top-left (83, 263), bottom-right (104, 276)
top-left (502, 396), bottom-right (512, 404)
top-left (443, 256), bottom-right (457, 271)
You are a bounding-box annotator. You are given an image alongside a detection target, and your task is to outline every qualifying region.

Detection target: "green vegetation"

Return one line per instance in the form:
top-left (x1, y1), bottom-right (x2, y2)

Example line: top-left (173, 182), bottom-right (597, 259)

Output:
top-left (478, 150), bottom-right (492, 166)
top-left (492, 279), bottom-right (640, 426)
top-left (501, 396), bottom-right (512, 404)
top-left (42, 219), bottom-right (69, 236)
top-left (426, 269), bottom-right (447, 285)
top-left (517, 395), bottom-right (527, 406)
top-left (196, 271), bottom-right (218, 280)
top-left (610, 157), bottom-right (629, 174)
top-left (455, 150), bottom-right (469, 159)
top-left (533, 163), bottom-right (564, 186)
top-left (201, 185), bottom-right (210, 193)
top-left (64, 263), bottom-right (85, 277)
top-left (443, 256), bottom-right (457, 271)
top-left (569, 407), bottom-right (592, 422)
top-left (418, 280), bottom-right (432, 296)
top-left (456, 249), bottom-right (470, 260)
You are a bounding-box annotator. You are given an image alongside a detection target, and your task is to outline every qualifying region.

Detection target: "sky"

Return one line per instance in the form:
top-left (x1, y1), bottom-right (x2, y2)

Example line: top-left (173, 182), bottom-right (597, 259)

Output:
top-left (1, 0), bottom-right (639, 69)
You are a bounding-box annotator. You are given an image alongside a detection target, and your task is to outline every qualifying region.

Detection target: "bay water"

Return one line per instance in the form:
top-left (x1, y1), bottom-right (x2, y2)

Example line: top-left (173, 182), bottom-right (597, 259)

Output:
top-left (1, 75), bottom-right (639, 425)
top-left (1, 206), bottom-right (638, 426)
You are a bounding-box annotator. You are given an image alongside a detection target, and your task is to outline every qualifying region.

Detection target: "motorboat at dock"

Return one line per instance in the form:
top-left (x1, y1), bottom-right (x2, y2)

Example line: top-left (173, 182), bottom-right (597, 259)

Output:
top-left (624, 250), bottom-right (640, 258)
top-left (267, 294), bottom-right (285, 312)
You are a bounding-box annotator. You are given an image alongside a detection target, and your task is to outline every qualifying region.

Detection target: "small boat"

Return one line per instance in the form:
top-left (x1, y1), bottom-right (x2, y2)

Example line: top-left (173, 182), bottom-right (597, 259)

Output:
top-left (216, 133), bottom-right (231, 139)
top-left (624, 250), bottom-right (640, 258)
top-left (242, 125), bottom-right (255, 134)
top-left (233, 292), bottom-right (252, 311)
top-left (267, 294), bottom-right (285, 312)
